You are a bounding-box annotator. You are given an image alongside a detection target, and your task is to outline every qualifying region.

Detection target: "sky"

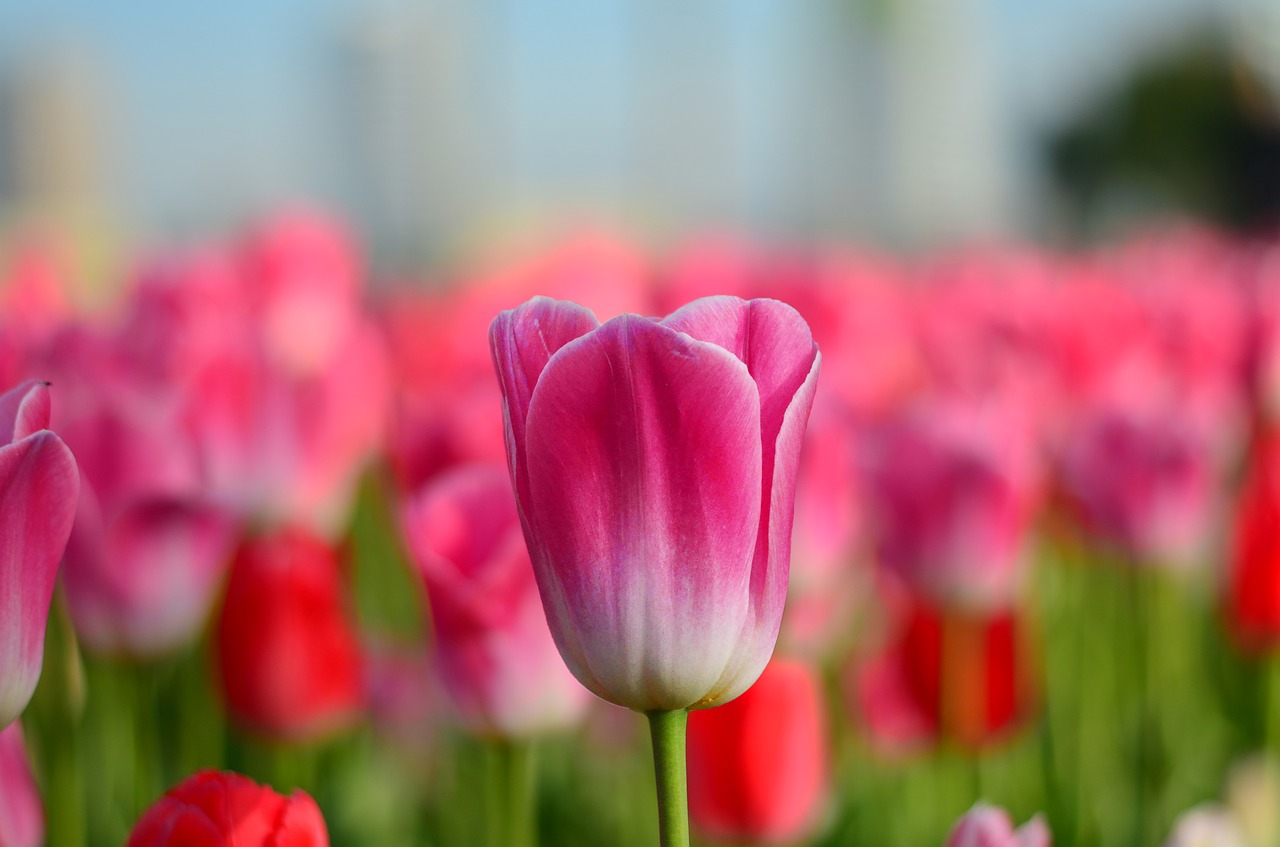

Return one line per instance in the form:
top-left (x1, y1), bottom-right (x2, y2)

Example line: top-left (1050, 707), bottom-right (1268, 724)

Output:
top-left (0, 0), bottom-right (1222, 237)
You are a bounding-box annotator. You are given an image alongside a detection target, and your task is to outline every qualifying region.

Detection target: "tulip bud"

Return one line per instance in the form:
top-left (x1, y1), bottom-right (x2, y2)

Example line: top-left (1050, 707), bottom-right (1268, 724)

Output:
top-left (687, 658), bottom-right (828, 844)
top-left (946, 804), bottom-right (1050, 847)
top-left (215, 529), bottom-right (364, 741)
top-left (128, 770), bottom-right (328, 846)
top-left (0, 380), bottom-right (79, 728)
top-left (401, 463), bottom-right (590, 737)
top-left (490, 295), bottom-right (819, 712)
top-left (0, 722), bottom-right (43, 847)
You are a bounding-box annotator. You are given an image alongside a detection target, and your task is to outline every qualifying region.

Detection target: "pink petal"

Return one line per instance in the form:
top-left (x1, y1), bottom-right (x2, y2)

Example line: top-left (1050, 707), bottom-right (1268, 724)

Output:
top-left (0, 381), bottom-right (51, 445)
top-left (524, 315), bottom-right (764, 709)
top-left (0, 431), bottom-right (79, 728)
top-left (663, 296), bottom-right (821, 703)
top-left (488, 297), bottom-right (599, 512)
top-left (947, 805), bottom-right (1018, 847)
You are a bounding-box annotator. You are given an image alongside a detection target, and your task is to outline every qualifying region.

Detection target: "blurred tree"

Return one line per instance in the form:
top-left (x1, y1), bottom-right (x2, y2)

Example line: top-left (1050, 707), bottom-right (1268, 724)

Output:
top-left (1047, 31), bottom-right (1280, 236)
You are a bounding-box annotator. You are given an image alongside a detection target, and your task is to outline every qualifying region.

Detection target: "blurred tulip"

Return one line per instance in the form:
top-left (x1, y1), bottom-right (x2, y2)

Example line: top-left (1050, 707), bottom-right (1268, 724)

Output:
top-left (782, 398), bottom-right (865, 657)
top-left (861, 398), bottom-right (1040, 610)
top-left (687, 658), bottom-right (828, 845)
top-left (946, 804), bottom-right (1050, 847)
top-left (1058, 390), bottom-right (1221, 566)
top-left (215, 529), bottom-right (364, 741)
top-left (128, 770), bottom-right (328, 846)
top-left (1228, 432), bottom-right (1280, 652)
top-left (491, 295), bottom-right (820, 711)
top-left (38, 332), bottom-right (236, 657)
top-left (0, 723), bottom-right (43, 847)
top-left (0, 380), bottom-right (79, 728)
top-left (856, 596), bottom-right (1033, 752)
top-left (1163, 806), bottom-right (1247, 847)
top-left (401, 463), bottom-right (591, 737)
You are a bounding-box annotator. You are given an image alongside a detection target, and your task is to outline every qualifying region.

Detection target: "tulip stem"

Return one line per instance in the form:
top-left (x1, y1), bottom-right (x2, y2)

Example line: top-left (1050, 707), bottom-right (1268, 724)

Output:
top-left (647, 710), bottom-right (689, 847)
top-left (502, 740), bottom-right (536, 847)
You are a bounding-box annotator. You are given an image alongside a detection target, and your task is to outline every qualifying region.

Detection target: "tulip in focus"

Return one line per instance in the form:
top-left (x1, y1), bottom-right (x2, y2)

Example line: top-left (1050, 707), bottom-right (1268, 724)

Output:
top-left (0, 380), bottom-right (79, 728)
top-left (687, 658), bottom-right (828, 845)
top-left (128, 770), bottom-right (328, 846)
top-left (946, 804), bottom-right (1050, 847)
top-left (490, 295), bottom-right (820, 712)
top-left (216, 529), bottom-right (364, 740)
top-left (0, 723), bottom-right (43, 847)
top-left (401, 463), bottom-right (591, 737)
top-left (492, 294), bottom-right (819, 846)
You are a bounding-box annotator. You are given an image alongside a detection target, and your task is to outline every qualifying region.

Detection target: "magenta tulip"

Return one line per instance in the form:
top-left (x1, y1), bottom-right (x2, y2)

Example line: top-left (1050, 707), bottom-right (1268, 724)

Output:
top-left (0, 722), bottom-right (43, 847)
top-left (491, 295), bottom-right (820, 712)
top-left (401, 463), bottom-right (591, 737)
top-left (946, 804), bottom-right (1050, 847)
top-left (0, 380), bottom-right (79, 728)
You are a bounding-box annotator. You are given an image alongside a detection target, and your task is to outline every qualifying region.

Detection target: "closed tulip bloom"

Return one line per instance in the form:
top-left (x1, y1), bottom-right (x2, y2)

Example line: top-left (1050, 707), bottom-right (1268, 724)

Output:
top-left (215, 529), bottom-right (363, 740)
top-left (490, 295), bottom-right (820, 712)
top-left (0, 380), bottom-right (79, 728)
top-left (0, 723), bottom-right (43, 847)
top-left (687, 658), bottom-right (828, 845)
top-left (128, 770), bottom-right (328, 847)
top-left (401, 463), bottom-right (591, 737)
top-left (946, 804), bottom-right (1050, 847)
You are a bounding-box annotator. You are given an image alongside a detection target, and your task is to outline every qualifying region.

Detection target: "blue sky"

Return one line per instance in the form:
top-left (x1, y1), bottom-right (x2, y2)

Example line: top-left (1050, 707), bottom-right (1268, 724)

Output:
top-left (0, 0), bottom-right (1219, 236)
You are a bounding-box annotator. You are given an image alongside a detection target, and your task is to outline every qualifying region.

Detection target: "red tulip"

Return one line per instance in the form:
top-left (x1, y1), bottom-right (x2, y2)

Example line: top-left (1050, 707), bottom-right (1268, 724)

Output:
top-left (0, 380), bottom-right (79, 728)
top-left (856, 595), bottom-right (1033, 752)
top-left (491, 295), bottom-right (820, 711)
top-left (0, 722), bottom-right (43, 847)
top-left (128, 770), bottom-right (328, 847)
top-left (687, 658), bottom-right (828, 845)
top-left (401, 464), bottom-right (590, 737)
top-left (946, 804), bottom-right (1050, 847)
top-left (1228, 431), bottom-right (1280, 652)
top-left (215, 529), bottom-right (364, 740)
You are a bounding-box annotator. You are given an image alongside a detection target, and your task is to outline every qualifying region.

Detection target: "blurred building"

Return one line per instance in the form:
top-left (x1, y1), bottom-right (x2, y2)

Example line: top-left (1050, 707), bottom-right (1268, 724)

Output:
top-left (0, 47), bottom-right (106, 227)
top-left (330, 0), bottom-right (1024, 264)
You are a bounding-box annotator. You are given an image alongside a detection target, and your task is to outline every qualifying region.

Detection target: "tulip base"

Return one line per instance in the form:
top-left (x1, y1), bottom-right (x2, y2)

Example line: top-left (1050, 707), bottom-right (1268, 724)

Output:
top-left (647, 710), bottom-right (689, 847)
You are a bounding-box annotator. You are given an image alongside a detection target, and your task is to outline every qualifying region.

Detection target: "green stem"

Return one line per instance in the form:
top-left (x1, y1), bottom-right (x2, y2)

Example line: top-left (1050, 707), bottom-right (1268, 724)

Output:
top-left (647, 710), bottom-right (690, 847)
top-left (502, 740), bottom-right (536, 847)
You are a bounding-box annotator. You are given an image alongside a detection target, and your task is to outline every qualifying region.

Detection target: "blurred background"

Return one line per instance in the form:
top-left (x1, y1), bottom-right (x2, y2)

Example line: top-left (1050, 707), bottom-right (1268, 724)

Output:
top-left (0, 0), bottom-right (1277, 278)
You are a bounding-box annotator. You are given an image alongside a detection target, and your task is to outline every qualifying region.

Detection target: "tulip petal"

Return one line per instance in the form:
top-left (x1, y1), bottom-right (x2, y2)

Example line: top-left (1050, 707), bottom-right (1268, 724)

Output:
top-left (0, 722), bottom-right (43, 847)
top-left (0, 381), bottom-right (51, 444)
top-left (0, 432), bottom-right (79, 728)
top-left (489, 297), bottom-right (599, 508)
top-left (524, 315), bottom-right (763, 709)
top-left (664, 297), bottom-right (821, 703)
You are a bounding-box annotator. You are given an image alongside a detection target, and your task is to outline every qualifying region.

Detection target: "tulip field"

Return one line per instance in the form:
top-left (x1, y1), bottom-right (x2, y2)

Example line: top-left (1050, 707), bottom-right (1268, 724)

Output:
top-left (7, 216), bottom-right (1280, 846)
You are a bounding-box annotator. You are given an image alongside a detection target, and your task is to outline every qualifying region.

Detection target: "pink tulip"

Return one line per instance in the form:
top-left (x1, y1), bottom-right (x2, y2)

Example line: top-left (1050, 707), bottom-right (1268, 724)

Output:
top-left (1057, 390), bottom-right (1221, 565)
top-left (37, 330), bottom-right (236, 657)
top-left (860, 398), bottom-right (1040, 610)
top-left (0, 722), bottom-right (43, 847)
top-left (946, 804), bottom-right (1050, 847)
top-left (401, 463), bottom-right (591, 737)
top-left (490, 295), bottom-right (820, 711)
top-left (0, 380), bottom-right (79, 728)
top-left (782, 398), bottom-right (865, 657)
